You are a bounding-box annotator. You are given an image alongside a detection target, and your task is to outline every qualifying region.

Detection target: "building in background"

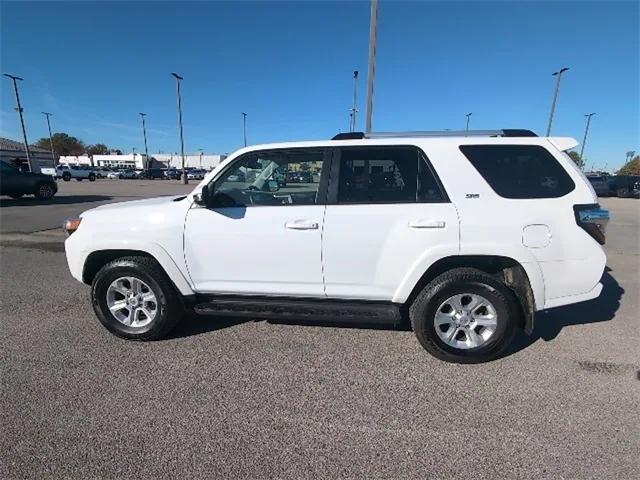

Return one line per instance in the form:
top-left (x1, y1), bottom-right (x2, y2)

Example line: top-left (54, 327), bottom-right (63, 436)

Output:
top-left (0, 137), bottom-right (56, 175)
top-left (58, 152), bottom-right (226, 170)
top-left (153, 153), bottom-right (227, 170)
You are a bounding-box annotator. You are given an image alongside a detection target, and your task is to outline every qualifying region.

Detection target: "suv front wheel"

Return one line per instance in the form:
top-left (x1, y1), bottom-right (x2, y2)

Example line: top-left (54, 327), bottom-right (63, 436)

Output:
top-left (91, 256), bottom-right (184, 340)
top-left (410, 268), bottom-right (519, 363)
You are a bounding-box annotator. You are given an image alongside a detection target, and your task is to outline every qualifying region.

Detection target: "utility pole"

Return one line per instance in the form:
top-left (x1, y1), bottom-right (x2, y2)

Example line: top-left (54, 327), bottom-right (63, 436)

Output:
top-left (41, 111), bottom-right (57, 166)
top-left (350, 70), bottom-right (359, 132)
top-left (3, 73), bottom-right (33, 171)
top-left (465, 112), bottom-right (472, 132)
top-left (579, 113), bottom-right (596, 166)
top-left (139, 112), bottom-right (149, 171)
top-left (546, 67), bottom-right (569, 136)
top-left (364, 0), bottom-right (378, 134)
top-left (197, 149), bottom-right (203, 168)
top-left (242, 112), bottom-right (247, 147)
top-left (171, 72), bottom-right (188, 184)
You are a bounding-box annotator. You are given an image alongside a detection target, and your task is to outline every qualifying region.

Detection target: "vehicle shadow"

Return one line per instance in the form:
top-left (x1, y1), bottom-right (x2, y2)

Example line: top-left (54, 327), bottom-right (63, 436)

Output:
top-left (169, 268), bottom-right (624, 353)
top-left (503, 267), bottom-right (624, 358)
top-left (168, 312), bottom-right (249, 339)
top-left (0, 195), bottom-right (113, 207)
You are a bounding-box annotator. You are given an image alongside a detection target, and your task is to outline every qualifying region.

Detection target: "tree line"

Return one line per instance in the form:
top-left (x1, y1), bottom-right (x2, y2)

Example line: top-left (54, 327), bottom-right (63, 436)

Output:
top-left (34, 133), bottom-right (122, 156)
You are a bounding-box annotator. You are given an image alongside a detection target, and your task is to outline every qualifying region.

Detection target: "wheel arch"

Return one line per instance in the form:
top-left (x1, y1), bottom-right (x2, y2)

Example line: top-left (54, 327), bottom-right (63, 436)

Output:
top-left (399, 255), bottom-right (539, 335)
top-left (81, 247), bottom-right (194, 296)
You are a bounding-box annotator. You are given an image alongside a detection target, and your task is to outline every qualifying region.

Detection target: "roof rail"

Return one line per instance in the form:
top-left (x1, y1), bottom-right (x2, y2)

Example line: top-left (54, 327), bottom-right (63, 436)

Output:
top-left (331, 129), bottom-right (537, 140)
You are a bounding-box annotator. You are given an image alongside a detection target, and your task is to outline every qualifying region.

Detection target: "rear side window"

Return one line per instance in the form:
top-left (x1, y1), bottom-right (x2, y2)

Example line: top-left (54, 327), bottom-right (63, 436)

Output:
top-left (459, 145), bottom-right (575, 199)
top-left (336, 147), bottom-right (447, 204)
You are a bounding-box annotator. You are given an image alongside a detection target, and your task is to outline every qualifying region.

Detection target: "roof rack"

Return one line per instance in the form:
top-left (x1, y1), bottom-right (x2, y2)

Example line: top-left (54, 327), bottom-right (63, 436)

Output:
top-left (331, 129), bottom-right (537, 140)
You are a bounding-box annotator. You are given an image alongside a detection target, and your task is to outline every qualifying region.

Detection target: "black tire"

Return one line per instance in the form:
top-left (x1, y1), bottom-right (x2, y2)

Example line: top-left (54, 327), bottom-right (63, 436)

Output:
top-left (62, 172), bottom-right (71, 181)
top-left (9, 193), bottom-right (24, 199)
top-left (89, 173), bottom-right (96, 182)
top-left (34, 182), bottom-right (55, 200)
top-left (409, 268), bottom-right (520, 364)
top-left (91, 256), bottom-right (184, 340)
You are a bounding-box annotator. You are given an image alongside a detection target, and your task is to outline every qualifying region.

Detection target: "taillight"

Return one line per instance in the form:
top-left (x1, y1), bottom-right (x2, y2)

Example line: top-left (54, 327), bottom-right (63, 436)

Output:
top-left (573, 204), bottom-right (609, 245)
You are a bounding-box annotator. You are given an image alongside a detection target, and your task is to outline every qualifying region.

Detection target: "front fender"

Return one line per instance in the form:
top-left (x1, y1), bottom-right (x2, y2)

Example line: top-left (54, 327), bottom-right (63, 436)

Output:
top-left (65, 235), bottom-right (195, 296)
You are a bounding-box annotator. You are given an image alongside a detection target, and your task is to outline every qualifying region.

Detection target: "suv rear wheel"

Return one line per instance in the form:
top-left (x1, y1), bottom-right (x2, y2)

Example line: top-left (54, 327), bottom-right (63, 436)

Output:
top-left (410, 268), bottom-right (519, 363)
top-left (62, 172), bottom-right (71, 181)
top-left (91, 256), bottom-right (184, 340)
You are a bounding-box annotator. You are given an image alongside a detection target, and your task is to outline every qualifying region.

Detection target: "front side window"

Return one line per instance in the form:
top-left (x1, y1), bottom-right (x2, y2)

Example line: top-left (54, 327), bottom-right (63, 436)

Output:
top-left (336, 147), bottom-right (446, 204)
top-left (212, 149), bottom-right (325, 207)
top-left (459, 145), bottom-right (575, 199)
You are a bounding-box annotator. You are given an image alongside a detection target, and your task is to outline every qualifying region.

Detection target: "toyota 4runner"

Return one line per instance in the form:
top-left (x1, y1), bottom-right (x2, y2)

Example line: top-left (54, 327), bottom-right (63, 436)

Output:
top-left (64, 129), bottom-right (609, 363)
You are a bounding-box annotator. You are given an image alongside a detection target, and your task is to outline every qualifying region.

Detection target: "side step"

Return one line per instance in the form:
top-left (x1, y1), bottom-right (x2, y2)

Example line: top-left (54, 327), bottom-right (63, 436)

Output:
top-left (193, 296), bottom-right (402, 326)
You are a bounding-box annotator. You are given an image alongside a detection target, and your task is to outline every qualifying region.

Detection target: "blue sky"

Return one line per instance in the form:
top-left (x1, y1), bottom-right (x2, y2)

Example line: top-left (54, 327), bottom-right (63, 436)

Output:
top-left (1, 1), bottom-right (638, 170)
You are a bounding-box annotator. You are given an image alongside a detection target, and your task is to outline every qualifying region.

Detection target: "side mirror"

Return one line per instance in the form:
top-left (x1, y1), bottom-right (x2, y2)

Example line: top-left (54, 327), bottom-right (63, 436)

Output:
top-left (194, 182), bottom-right (213, 206)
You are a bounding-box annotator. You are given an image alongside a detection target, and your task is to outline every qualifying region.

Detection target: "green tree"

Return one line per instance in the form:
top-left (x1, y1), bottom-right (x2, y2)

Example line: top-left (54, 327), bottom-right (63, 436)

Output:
top-left (34, 133), bottom-right (85, 156)
top-left (567, 150), bottom-right (583, 167)
top-left (617, 156), bottom-right (640, 175)
top-left (86, 143), bottom-right (109, 155)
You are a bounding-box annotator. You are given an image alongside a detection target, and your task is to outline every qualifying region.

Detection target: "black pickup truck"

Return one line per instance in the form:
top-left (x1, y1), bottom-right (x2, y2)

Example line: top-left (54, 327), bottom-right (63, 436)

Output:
top-left (0, 161), bottom-right (58, 200)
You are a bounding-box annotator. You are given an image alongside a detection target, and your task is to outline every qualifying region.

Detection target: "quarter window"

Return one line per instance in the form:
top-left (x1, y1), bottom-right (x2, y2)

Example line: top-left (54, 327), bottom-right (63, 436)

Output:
top-left (459, 145), bottom-right (575, 199)
top-left (336, 147), bottom-right (446, 204)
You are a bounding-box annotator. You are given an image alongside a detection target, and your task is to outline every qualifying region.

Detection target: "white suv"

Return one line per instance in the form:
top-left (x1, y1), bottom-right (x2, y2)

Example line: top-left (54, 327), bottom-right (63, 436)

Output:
top-left (64, 129), bottom-right (609, 363)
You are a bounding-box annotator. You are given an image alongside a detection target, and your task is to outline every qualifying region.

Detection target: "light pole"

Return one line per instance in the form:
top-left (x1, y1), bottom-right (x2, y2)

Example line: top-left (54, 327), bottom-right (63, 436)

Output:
top-left (41, 111), bottom-right (57, 166)
top-left (465, 112), bottom-right (472, 132)
top-left (197, 148), bottom-right (203, 168)
top-left (350, 70), bottom-right (359, 132)
top-left (364, 0), bottom-right (378, 134)
top-left (171, 72), bottom-right (188, 184)
top-left (242, 112), bottom-right (247, 147)
top-left (139, 112), bottom-right (149, 171)
top-left (579, 113), bottom-right (596, 166)
top-left (3, 73), bottom-right (33, 171)
top-left (546, 66), bottom-right (569, 136)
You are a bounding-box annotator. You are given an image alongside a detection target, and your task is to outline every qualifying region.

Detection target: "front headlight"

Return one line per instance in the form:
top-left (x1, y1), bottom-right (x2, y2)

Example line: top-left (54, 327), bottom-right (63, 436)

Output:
top-left (63, 217), bottom-right (82, 236)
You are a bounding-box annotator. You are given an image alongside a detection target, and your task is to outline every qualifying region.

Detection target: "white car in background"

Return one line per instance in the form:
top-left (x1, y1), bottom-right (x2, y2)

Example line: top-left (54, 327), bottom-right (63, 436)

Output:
top-left (56, 164), bottom-right (97, 182)
top-left (106, 170), bottom-right (123, 179)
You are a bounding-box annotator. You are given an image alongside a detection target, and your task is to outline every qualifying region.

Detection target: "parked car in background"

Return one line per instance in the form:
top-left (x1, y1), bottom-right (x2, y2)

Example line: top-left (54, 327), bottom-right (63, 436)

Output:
top-left (1, 161), bottom-right (58, 200)
top-left (106, 170), bottom-right (123, 179)
top-left (587, 175), bottom-right (611, 197)
top-left (608, 175), bottom-right (640, 198)
top-left (139, 168), bottom-right (166, 180)
top-left (56, 164), bottom-right (96, 182)
top-left (187, 169), bottom-right (206, 180)
top-left (164, 169), bottom-right (182, 180)
top-left (120, 169), bottom-right (139, 179)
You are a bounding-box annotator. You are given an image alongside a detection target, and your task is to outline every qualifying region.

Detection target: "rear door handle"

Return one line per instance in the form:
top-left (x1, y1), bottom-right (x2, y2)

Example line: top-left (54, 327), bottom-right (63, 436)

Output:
top-left (285, 219), bottom-right (319, 230)
top-left (408, 219), bottom-right (446, 229)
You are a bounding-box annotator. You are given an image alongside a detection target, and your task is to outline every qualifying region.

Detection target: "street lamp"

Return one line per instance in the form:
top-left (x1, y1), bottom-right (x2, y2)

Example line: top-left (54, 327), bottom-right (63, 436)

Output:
top-left (139, 112), bottom-right (149, 171)
top-left (579, 113), bottom-right (596, 165)
top-left (3, 73), bottom-right (33, 171)
top-left (242, 112), bottom-right (247, 147)
top-left (41, 112), bottom-right (57, 166)
top-left (364, 0), bottom-right (378, 134)
top-left (197, 148), bottom-right (204, 168)
top-left (171, 72), bottom-right (188, 184)
top-left (350, 70), bottom-right (359, 132)
top-left (465, 112), bottom-right (472, 132)
top-left (546, 66), bottom-right (569, 136)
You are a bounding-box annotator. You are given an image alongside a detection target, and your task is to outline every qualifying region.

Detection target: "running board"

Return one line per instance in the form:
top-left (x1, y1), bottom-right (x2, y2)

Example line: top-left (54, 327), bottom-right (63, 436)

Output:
top-left (194, 296), bottom-right (402, 326)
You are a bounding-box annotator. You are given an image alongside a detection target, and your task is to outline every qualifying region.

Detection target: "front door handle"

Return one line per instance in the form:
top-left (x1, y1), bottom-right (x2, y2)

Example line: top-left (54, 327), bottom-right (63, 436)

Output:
top-left (409, 219), bottom-right (446, 229)
top-left (285, 219), bottom-right (319, 230)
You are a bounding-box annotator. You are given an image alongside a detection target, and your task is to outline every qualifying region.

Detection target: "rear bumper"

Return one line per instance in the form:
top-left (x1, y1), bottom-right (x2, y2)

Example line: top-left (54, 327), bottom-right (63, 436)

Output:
top-left (544, 281), bottom-right (603, 309)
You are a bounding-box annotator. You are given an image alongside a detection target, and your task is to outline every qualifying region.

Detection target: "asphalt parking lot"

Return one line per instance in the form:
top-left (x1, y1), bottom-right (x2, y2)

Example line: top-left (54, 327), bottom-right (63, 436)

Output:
top-left (1, 181), bottom-right (638, 479)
